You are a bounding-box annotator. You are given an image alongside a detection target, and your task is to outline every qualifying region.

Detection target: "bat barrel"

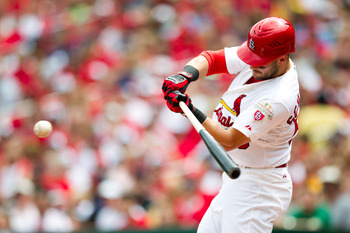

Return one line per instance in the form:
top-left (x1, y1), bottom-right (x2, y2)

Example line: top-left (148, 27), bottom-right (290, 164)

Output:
top-left (199, 129), bottom-right (241, 179)
top-left (179, 101), bottom-right (240, 180)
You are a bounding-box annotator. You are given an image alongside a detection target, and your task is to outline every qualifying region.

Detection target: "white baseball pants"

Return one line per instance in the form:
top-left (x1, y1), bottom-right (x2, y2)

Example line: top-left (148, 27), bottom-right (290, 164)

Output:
top-left (197, 167), bottom-right (292, 233)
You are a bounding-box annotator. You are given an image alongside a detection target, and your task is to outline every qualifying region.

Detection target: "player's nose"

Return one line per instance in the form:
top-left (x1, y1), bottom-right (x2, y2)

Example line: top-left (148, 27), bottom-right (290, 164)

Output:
top-left (250, 66), bottom-right (259, 72)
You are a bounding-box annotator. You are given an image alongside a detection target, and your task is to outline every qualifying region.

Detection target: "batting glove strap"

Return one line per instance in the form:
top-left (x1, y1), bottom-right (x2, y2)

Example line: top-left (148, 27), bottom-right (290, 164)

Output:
top-left (192, 107), bottom-right (207, 124)
top-left (182, 65), bottom-right (199, 81)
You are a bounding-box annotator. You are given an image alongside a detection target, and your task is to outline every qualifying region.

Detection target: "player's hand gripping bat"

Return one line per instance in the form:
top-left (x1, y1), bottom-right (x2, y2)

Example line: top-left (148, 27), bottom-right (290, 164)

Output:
top-left (179, 101), bottom-right (241, 179)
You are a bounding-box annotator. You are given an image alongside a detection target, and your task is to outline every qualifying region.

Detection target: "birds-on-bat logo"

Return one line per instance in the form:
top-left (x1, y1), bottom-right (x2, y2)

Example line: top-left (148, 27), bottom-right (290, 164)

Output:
top-left (232, 94), bottom-right (247, 116)
top-left (215, 94), bottom-right (249, 149)
top-left (215, 94), bottom-right (247, 128)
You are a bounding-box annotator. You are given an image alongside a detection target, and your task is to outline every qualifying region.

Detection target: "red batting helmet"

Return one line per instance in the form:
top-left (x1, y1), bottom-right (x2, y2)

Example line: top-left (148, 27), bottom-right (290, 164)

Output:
top-left (237, 17), bottom-right (295, 66)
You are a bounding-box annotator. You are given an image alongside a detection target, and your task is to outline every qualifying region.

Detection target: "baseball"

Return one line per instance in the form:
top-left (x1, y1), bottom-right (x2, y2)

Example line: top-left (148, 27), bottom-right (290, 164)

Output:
top-left (33, 120), bottom-right (52, 138)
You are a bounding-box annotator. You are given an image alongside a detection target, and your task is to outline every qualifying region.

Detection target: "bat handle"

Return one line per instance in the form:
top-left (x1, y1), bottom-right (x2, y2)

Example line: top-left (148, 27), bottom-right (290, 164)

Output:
top-left (179, 101), bottom-right (204, 133)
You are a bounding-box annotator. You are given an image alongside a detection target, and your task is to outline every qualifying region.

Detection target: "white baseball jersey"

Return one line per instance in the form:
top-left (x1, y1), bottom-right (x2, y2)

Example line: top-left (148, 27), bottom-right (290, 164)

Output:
top-left (212, 46), bottom-right (300, 168)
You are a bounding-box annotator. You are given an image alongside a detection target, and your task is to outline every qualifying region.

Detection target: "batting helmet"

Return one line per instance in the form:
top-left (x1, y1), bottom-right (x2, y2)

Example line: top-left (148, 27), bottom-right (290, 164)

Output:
top-left (237, 17), bottom-right (295, 66)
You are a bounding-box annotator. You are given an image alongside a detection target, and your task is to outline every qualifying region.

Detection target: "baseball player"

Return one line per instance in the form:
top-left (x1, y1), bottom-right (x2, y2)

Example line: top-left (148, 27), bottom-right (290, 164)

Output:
top-left (162, 17), bottom-right (300, 232)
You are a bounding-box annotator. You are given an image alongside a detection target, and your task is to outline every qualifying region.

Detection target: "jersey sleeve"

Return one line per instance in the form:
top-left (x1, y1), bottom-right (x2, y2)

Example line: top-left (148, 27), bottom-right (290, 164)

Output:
top-left (232, 99), bottom-right (290, 141)
top-left (224, 46), bottom-right (248, 74)
top-left (200, 49), bottom-right (229, 76)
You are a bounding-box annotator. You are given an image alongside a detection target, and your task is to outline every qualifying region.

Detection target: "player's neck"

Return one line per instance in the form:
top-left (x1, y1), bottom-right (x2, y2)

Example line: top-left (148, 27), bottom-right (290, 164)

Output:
top-left (283, 59), bottom-right (292, 73)
top-left (272, 59), bottom-right (291, 79)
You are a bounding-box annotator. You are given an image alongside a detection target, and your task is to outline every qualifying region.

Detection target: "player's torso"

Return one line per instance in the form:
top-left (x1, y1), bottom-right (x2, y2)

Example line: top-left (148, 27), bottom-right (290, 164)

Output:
top-left (212, 66), bottom-right (300, 168)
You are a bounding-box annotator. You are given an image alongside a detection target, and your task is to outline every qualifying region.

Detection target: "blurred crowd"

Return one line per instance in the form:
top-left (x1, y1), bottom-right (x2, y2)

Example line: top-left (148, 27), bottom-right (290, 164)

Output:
top-left (0, 0), bottom-right (350, 232)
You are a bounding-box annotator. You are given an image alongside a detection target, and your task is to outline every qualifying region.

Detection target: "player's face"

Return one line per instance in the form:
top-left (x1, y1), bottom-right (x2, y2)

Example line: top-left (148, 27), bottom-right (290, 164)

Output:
top-left (250, 60), bottom-right (280, 80)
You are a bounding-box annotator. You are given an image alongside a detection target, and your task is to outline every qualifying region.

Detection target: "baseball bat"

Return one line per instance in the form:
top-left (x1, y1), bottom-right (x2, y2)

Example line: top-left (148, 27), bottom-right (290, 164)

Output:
top-left (179, 101), bottom-right (241, 179)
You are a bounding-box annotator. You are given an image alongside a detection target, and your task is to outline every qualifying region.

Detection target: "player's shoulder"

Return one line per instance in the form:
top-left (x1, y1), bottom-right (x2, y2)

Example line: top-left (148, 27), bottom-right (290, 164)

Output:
top-left (224, 46), bottom-right (248, 74)
top-left (271, 64), bottom-right (299, 109)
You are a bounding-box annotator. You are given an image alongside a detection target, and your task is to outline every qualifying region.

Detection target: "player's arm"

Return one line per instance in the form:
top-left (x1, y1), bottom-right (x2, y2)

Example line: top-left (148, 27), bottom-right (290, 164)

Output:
top-left (165, 92), bottom-right (250, 151)
top-left (162, 50), bottom-right (229, 95)
top-left (163, 50), bottom-right (248, 150)
top-left (202, 117), bottom-right (250, 151)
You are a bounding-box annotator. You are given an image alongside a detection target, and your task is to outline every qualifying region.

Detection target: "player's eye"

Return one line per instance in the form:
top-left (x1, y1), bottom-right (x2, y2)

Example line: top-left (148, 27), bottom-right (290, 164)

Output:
top-left (258, 66), bottom-right (266, 69)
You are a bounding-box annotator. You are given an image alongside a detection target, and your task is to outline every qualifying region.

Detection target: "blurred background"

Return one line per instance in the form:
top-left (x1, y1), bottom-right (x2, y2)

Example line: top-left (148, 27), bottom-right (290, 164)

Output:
top-left (0, 0), bottom-right (350, 232)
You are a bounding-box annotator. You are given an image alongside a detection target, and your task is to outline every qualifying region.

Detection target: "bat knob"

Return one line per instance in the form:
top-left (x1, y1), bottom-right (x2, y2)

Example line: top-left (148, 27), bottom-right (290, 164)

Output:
top-left (229, 168), bottom-right (241, 179)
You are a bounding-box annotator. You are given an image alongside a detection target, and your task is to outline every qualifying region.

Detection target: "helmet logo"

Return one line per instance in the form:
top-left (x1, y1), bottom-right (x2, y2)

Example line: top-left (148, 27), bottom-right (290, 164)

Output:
top-left (249, 38), bottom-right (255, 50)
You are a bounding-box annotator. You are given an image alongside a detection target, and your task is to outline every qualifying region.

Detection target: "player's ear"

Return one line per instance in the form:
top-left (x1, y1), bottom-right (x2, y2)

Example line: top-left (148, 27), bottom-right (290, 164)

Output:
top-left (278, 55), bottom-right (288, 64)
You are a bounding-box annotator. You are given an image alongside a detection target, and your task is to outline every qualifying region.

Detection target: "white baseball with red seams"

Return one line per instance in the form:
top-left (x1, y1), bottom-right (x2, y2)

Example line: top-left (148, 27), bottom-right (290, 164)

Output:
top-left (33, 120), bottom-right (52, 138)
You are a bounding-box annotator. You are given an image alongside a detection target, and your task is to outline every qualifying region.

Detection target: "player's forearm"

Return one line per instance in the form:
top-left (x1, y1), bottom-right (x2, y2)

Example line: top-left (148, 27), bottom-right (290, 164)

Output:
top-left (202, 117), bottom-right (250, 151)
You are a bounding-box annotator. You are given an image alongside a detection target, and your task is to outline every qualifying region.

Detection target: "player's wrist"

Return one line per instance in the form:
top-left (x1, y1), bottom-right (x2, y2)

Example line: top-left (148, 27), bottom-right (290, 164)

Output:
top-left (178, 65), bottom-right (199, 82)
top-left (192, 107), bottom-right (207, 124)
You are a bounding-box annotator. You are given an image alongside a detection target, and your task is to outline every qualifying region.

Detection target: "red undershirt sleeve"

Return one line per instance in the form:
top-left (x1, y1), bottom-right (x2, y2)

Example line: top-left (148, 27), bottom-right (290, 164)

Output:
top-left (200, 49), bottom-right (229, 76)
